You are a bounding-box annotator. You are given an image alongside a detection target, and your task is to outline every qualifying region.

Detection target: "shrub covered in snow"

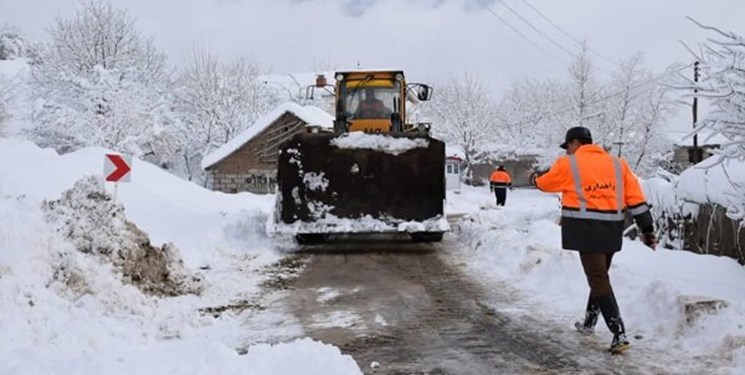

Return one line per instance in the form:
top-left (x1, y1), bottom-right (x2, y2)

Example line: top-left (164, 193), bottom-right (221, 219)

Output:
top-left (42, 176), bottom-right (203, 296)
top-left (0, 28), bottom-right (35, 61)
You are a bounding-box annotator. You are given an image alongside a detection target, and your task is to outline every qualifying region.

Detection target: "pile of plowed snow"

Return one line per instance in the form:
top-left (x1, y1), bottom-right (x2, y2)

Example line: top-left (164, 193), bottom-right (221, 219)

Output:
top-left (42, 176), bottom-right (203, 297)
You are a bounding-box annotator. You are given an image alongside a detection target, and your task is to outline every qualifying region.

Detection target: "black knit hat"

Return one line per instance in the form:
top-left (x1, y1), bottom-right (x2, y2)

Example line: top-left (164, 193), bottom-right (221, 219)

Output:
top-left (560, 126), bottom-right (592, 149)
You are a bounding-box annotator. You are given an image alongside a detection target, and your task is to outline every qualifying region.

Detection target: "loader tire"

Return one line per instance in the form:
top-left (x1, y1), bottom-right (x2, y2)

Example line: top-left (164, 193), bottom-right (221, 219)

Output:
top-left (410, 232), bottom-right (444, 243)
top-left (295, 233), bottom-right (328, 245)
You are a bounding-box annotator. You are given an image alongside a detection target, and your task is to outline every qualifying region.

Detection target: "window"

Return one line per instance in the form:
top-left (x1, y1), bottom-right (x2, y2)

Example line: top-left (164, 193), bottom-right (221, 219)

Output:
top-left (344, 84), bottom-right (400, 120)
top-left (447, 164), bottom-right (453, 174)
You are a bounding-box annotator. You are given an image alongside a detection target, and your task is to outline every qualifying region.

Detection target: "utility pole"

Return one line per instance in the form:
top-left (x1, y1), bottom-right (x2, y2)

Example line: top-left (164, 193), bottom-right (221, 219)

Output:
top-left (692, 61), bottom-right (700, 163)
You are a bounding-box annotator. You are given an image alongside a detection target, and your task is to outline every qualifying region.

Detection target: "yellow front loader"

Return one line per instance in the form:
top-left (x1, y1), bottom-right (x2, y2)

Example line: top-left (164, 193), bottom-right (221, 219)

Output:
top-left (274, 70), bottom-right (447, 244)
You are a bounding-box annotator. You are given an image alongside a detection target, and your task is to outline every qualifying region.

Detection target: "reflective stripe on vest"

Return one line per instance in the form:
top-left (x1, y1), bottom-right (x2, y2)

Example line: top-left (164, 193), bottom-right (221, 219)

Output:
top-left (612, 157), bottom-right (624, 215)
top-left (629, 203), bottom-right (650, 216)
top-left (568, 155), bottom-right (587, 212)
top-left (561, 209), bottom-right (625, 221)
top-left (565, 154), bottom-right (625, 221)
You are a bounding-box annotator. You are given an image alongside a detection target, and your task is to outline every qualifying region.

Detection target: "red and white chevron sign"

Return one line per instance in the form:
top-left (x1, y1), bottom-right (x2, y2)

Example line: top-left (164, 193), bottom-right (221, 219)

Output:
top-left (104, 154), bottom-right (132, 183)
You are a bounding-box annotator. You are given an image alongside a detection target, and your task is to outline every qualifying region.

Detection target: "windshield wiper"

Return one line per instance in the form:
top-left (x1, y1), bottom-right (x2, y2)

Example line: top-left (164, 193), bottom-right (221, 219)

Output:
top-left (348, 74), bottom-right (374, 108)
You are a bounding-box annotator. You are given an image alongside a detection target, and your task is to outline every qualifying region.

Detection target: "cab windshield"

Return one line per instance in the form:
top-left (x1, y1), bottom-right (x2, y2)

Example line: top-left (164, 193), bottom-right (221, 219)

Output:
top-left (345, 84), bottom-right (400, 120)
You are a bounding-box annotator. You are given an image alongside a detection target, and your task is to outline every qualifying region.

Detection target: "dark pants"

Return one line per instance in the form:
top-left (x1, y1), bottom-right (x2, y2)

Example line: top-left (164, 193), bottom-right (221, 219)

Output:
top-left (579, 252), bottom-right (614, 297)
top-left (494, 188), bottom-right (507, 206)
top-left (579, 252), bottom-right (625, 336)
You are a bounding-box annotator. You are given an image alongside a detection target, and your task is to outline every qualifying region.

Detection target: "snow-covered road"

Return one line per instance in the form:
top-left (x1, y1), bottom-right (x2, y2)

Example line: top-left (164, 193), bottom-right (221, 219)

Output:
top-left (1, 140), bottom-right (742, 374)
top-left (269, 231), bottom-right (720, 374)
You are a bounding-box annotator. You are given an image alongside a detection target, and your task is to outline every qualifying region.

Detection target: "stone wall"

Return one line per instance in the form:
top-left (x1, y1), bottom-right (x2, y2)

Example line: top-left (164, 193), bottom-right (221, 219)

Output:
top-left (206, 169), bottom-right (276, 194)
top-left (205, 112), bottom-right (305, 195)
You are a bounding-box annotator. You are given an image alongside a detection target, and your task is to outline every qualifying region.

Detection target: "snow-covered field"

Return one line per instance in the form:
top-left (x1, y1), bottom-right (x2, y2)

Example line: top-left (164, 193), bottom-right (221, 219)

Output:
top-left (1, 138), bottom-right (744, 374)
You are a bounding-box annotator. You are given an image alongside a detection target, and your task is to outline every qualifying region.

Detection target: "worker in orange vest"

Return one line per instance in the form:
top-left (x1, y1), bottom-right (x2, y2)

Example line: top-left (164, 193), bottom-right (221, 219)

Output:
top-left (489, 165), bottom-right (512, 206)
top-left (530, 126), bottom-right (657, 354)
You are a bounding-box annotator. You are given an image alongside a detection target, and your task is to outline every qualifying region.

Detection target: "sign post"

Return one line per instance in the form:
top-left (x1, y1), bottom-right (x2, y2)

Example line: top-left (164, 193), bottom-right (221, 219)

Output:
top-left (103, 154), bottom-right (132, 201)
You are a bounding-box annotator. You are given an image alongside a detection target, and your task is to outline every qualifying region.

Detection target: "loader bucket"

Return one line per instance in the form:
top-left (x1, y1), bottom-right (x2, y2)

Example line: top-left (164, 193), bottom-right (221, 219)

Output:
top-left (273, 132), bottom-right (447, 236)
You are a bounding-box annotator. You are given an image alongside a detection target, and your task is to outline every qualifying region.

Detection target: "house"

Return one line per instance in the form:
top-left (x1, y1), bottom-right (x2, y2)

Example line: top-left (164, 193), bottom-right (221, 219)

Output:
top-left (201, 102), bottom-right (334, 194)
top-left (670, 130), bottom-right (728, 166)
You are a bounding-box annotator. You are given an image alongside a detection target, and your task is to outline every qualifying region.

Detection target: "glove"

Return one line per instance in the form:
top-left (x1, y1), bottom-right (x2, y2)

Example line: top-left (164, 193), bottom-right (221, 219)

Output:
top-left (642, 232), bottom-right (657, 250)
top-left (529, 172), bottom-right (539, 187)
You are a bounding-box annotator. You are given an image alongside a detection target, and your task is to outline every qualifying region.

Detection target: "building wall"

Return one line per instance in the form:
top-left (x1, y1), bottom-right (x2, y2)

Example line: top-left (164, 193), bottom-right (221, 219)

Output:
top-left (672, 145), bottom-right (718, 166)
top-left (206, 113), bottom-right (306, 194)
top-left (468, 157), bottom-right (538, 187)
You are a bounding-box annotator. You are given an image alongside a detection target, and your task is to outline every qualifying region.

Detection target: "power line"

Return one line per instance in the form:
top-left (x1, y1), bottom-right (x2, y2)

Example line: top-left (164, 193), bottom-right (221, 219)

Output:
top-left (474, 0), bottom-right (565, 65)
top-left (475, 0), bottom-right (614, 78)
top-left (493, 0), bottom-right (576, 58)
top-left (508, 64), bottom-right (692, 126)
top-left (518, 0), bottom-right (620, 67)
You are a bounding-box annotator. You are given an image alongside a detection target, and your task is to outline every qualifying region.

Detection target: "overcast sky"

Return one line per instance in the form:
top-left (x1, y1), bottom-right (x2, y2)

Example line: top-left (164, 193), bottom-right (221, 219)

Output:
top-left (2, 0), bottom-right (743, 100)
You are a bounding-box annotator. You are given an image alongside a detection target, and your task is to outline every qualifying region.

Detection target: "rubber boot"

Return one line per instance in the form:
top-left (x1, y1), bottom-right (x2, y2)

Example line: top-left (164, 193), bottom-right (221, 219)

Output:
top-left (574, 296), bottom-right (600, 335)
top-left (596, 292), bottom-right (630, 354)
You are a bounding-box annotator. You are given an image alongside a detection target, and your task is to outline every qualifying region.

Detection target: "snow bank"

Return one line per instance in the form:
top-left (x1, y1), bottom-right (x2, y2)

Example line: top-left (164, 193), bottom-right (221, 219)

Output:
top-left (330, 132), bottom-right (429, 155)
top-left (42, 176), bottom-right (203, 296)
top-left (0, 138), bottom-right (360, 374)
top-left (677, 157), bottom-right (745, 206)
top-left (676, 156), bottom-right (745, 214)
top-left (643, 177), bottom-right (678, 213)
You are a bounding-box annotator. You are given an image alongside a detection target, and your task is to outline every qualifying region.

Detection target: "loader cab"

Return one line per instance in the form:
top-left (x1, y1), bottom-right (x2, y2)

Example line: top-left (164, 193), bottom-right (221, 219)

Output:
top-left (334, 70), bottom-right (432, 134)
top-left (349, 87), bottom-right (396, 121)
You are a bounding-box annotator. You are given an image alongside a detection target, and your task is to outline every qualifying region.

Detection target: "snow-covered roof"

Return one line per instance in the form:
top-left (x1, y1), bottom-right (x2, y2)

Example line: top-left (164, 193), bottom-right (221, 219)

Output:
top-left (201, 102), bottom-right (334, 170)
top-left (445, 145), bottom-right (466, 160)
top-left (670, 130), bottom-right (730, 147)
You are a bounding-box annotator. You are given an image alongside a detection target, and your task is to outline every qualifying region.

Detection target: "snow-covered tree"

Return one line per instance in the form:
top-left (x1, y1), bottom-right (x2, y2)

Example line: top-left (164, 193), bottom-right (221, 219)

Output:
top-left (174, 50), bottom-right (278, 182)
top-left (0, 74), bottom-right (11, 136)
top-left (0, 27), bottom-right (35, 137)
top-left (495, 48), bottom-right (675, 175)
top-left (497, 78), bottom-right (567, 153)
top-left (565, 46), bottom-right (609, 143)
top-left (683, 20), bottom-right (745, 221)
top-left (604, 54), bottom-right (675, 175)
top-left (421, 73), bottom-right (499, 176)
top-left (0, 27), bottom-right (36, 61)
top-left (27, 0), bottom-right (177, 166)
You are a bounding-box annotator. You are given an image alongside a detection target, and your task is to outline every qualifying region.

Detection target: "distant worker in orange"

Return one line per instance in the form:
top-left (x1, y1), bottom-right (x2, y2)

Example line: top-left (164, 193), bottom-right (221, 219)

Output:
top-left (530, 126), bottom-right (657, 354)
top-left (489, 165), bottom-right (512, 206)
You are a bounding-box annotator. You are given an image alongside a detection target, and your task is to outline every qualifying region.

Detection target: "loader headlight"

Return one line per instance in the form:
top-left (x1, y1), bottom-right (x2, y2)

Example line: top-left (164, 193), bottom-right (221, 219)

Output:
top-left (395, 73), bottom-right (404, 81)
top-left (335, 73), bottom-right (344, 81)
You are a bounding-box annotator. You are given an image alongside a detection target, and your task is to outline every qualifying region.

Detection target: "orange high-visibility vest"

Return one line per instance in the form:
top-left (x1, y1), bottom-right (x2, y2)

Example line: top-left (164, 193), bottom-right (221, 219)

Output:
top-left (535, 145), bottom-right (649, 221)
top-left (489, 170), bottom-right (512, 186)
